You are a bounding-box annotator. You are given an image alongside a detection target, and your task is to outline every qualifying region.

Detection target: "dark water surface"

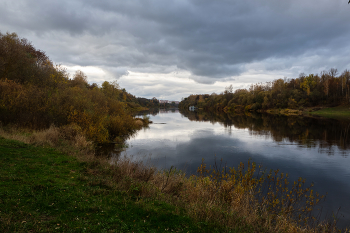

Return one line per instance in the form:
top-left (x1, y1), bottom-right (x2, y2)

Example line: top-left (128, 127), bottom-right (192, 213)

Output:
top-left (117, 109), bottom-right (350, 228)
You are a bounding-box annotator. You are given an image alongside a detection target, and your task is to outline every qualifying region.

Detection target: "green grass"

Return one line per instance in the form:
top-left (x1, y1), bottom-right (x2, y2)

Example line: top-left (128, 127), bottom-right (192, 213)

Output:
top-left (310, 106), bottom-right (350, 119)
top-left (0, 137), bottom-right (248, 232)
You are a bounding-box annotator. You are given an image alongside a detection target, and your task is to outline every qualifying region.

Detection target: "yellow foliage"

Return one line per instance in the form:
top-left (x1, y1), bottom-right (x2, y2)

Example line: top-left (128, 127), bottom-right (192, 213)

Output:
top-left (300, 74), bottom-right (317, 96)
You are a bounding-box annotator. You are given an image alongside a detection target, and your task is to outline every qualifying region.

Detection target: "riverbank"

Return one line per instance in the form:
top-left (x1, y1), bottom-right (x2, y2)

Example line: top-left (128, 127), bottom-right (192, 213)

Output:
top-left (0, 137), bottom-right (229, 232)
top-left (190, 105), bottom-right (349, 119)
top-left (263, 106), bottom-right (350, 120)
top-left (1, 126), bottom-right (343, 232)
top-left (309, 106), bottom-right (350, 119)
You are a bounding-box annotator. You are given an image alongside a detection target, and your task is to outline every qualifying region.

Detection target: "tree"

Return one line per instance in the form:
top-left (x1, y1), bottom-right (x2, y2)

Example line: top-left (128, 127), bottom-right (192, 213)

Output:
top-left (329, 68), bottom-right (338, 78)
top-left (300, 74), bottom-right (316, 96)
top-left (0, 32), bottom-right (49, 84)
top-left (225, 84), bottom-right (233, 94)
top-left (0, 32), bottom-right (69, 88)
top-left (71, 70), bottom-right (88, 87)
top-left (321, 71), bottom-right (330, 97)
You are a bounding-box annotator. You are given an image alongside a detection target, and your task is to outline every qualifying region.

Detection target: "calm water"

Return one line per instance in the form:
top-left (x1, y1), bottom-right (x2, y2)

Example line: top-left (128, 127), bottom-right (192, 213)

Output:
top-left (117, 109), bottom-right (350, 228)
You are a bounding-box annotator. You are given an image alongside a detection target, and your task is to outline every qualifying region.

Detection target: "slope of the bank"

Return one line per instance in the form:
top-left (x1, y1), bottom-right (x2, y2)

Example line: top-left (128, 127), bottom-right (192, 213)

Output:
top-left (0, 137), bottom-right (247, 232)
top-left (309, 106), bottom-right (350, 119)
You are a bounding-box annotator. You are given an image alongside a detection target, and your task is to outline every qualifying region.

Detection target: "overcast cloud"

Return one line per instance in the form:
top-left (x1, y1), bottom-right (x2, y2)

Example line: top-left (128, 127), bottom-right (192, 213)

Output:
top-left (1, 0), bottom-right (350, 100)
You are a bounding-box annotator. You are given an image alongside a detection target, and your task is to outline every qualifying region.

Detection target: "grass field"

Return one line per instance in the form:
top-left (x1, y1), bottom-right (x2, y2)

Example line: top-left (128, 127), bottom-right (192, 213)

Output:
top-left (310, 106), bottom-right (350, 119)
top-left (0, 137), bottom-right (238, 232)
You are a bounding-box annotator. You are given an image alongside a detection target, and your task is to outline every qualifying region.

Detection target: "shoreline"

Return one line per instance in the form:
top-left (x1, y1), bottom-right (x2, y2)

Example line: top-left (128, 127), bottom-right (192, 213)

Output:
top-left (212, 105), bottom-right (350, 119)
top-left (0, 127), bottom-right (344, 232)
top-left (263, 106), bottom-right (350, 119)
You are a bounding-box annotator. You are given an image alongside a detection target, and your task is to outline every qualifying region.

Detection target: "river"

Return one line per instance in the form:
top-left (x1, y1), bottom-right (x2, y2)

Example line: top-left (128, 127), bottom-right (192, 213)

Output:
top-left (115, 108), bottom-right (350, 228)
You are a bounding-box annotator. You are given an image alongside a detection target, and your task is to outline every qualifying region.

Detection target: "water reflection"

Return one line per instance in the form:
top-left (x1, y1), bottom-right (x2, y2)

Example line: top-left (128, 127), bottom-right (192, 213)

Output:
top-left (134, 108), bottom-right (179, 117)
top-left (117, 109), bottom-right (350, 228)
top-left (181, 110), bottom-right (350, 156)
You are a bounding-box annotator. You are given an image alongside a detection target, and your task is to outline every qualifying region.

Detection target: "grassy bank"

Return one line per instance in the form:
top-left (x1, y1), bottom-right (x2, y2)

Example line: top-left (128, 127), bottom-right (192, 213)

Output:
top-left (309, 106), bottom-right (350, 119)
top-left (0, 127), bottom-right (344, 232)
top-left (0, 137), bottom-right (230, 232)
top-left (263, 106), bottom-right (350, 120)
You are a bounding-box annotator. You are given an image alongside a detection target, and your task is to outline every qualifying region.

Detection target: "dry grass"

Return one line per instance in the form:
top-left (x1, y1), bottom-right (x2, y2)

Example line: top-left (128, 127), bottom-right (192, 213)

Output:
top-left (0, 123), bottom-right (94, 160)
top-left (98, 157), bottom-right (342, 232)
top-left (0, 124), bottom-right (345, 232)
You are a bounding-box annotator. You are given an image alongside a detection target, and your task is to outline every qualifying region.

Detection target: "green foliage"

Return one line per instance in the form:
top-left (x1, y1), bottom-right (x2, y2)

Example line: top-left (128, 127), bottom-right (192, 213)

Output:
top-left (310, 106), bottom-right (350, 119)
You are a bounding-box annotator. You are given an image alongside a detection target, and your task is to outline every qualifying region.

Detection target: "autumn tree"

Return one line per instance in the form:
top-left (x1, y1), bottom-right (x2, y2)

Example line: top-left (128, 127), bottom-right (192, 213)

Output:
top-left (71, 70), bottom-right (88, 88)
top-left (0, 32), bottom-right (68, 88)
top-left (300, 74), bottom-right (316, 96)
top-left (0, 32), bottom-right (48, 84)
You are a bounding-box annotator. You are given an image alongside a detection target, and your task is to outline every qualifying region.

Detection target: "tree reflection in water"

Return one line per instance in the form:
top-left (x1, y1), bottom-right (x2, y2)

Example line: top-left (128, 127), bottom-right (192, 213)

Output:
top-left (180, 109), bottom-right (350, 156)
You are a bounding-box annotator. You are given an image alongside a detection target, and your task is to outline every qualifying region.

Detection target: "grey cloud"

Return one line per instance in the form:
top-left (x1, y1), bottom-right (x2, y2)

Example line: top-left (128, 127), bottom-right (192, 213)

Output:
top-left (1, 0), bottom-right (350, 83)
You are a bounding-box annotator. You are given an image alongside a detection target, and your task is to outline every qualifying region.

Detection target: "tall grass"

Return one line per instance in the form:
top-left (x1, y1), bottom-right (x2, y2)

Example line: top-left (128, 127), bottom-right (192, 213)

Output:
top-left (97, 157), bottom-right (341, 232)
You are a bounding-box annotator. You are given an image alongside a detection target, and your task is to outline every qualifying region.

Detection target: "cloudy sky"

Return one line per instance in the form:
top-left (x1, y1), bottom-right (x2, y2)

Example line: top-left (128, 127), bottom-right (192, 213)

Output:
top-left (1, 0), bottom-right (350, 100)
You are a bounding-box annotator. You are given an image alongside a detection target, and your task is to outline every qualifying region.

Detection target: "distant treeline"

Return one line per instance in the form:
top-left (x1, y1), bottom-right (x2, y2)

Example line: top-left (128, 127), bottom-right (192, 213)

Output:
top-left (136, 97), bottom-right (179, 108)
top-left (180, 69), bottom-right (350, 113)
top-left (0, 32), bottom-right (157, 143)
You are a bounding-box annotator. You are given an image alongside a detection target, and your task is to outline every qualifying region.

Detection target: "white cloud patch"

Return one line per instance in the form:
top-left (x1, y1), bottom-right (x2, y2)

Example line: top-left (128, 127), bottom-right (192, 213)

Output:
top-left (63, 65), bottom-right (112, 83)
top-left (118, 71), bottom-right (241, 101)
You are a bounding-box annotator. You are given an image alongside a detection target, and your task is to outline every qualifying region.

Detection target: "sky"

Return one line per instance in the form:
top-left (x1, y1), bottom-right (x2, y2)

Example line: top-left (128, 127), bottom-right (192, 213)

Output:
top-left (1, 0), bottom-right (350, 101)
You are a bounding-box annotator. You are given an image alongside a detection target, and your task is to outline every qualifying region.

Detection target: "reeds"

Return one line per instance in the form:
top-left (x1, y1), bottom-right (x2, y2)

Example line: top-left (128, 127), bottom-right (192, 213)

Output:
top-left (101, 154), bottom-right (341, 232)
top-left (188, 159), bottom-right (336, 231)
